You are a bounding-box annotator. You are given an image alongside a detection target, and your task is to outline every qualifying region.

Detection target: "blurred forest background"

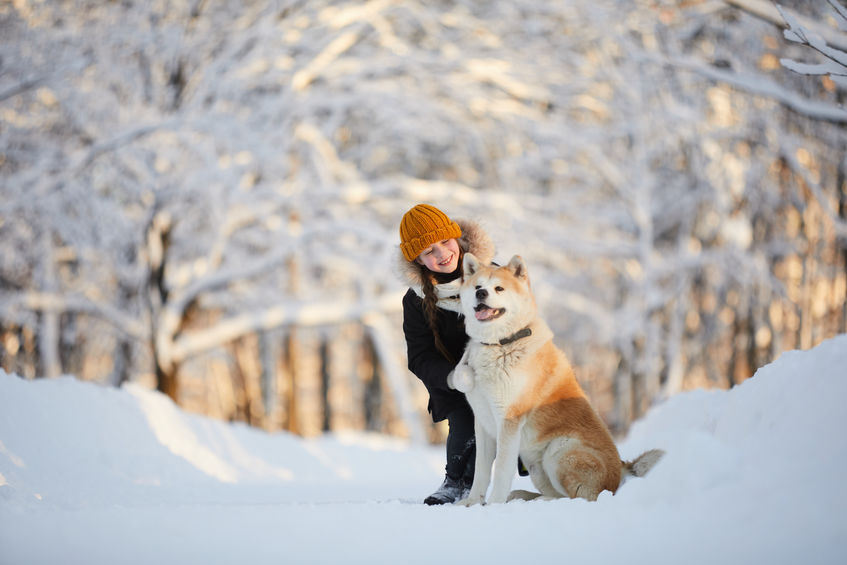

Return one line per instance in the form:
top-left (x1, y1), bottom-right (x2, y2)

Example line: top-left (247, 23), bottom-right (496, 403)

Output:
top-left (2, 0), bottom-right (846, 442)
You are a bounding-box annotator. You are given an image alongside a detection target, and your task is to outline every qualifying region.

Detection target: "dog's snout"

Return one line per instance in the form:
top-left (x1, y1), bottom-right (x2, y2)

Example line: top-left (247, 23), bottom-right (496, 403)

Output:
top-left (476, 288), bottom-right (488, 300)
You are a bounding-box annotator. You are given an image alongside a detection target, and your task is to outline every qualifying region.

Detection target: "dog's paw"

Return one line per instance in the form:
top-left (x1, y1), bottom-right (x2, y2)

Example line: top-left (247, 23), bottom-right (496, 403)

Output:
top-left (454, 494), bottom-right (485, 507)
top-left (486, 493), bottom-right (510, 505)
top-left (449, 363), bottom-right (475, 393)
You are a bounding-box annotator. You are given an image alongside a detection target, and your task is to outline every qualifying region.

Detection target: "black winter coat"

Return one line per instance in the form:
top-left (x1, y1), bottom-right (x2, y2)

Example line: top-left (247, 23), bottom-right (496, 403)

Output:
top-left (402, 288), bottom-right (471, 422)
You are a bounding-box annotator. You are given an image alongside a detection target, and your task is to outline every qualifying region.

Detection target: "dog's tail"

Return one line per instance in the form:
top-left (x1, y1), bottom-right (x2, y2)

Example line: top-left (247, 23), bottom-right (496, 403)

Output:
top-left (621, 449), bottom-right (665, 478)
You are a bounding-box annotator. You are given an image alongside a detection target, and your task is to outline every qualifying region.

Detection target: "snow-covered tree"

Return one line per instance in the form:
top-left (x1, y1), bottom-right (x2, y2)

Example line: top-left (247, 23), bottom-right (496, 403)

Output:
top-left (2, 0), bottom-right (845, 437)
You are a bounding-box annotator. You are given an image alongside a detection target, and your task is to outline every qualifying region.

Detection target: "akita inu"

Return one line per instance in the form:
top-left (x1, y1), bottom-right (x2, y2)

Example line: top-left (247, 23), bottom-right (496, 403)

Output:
top-left (451, 254), bottom-right (663, 505)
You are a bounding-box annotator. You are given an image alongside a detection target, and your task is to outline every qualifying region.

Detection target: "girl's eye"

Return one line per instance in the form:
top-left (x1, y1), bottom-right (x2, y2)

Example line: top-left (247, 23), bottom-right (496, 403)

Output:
top-left (495, 286), bottom-right (504, 292)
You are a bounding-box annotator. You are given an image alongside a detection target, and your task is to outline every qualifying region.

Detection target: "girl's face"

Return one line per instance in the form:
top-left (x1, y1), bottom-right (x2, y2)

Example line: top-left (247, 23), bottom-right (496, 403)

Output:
top-left (416, 238), bottom-right (461, 273)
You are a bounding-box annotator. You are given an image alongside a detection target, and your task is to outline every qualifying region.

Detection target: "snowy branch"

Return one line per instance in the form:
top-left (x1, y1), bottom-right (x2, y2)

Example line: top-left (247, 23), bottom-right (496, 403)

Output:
top-left (0, 292), bottom-right (149, 341)
top-left (776, 2), bottom-right (847, 89)
top-left (0, 76), bottom-right (45, 102)
top-left (655, 55), bottom-right (847, 123)
top-left (723, 0), bottom-right (847, 52)
top-left (72, 120), bottom-right (182, 173)
top-left (170, 291), bottom-right (404, 364)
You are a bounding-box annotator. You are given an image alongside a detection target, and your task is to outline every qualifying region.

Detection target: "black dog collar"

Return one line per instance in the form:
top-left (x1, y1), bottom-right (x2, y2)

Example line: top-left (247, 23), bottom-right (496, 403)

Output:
top-left (482, 327), bottom-right (532, 346)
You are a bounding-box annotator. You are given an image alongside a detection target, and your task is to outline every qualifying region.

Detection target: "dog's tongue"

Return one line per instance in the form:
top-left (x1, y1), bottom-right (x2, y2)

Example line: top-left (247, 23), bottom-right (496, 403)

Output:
top-left (475, 307), bottom-right (495, 321)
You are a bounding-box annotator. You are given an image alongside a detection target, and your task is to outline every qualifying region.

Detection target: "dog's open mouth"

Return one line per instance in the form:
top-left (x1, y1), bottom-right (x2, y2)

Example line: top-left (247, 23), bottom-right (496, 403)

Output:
top-left (474, 303), bottom-right (505, 322)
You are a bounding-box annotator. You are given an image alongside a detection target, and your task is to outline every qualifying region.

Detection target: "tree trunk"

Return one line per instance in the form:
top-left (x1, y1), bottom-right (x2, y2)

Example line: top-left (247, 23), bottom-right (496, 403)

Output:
top-left (612, 354), bottom-right (633, 436)
top-left (283, 329), bottom-right (299, 435)
top-left (232, 336), bottom-right (265, 426)
top-left (111, 339), bottom-right (133, 388)
top-left (112, 262), bottom-right (138, 387)
top-left (363, 313), bottom-right (427, 444)
top-left (38, 234), bottom-right (61, 378)
top-left (320, 338), bottom-right (331, 433)
top-left (0, 325), bottom-right (21, 375)
top-left (259, 330), bottom-right (280, 430)
top-left (146, 208), bottom-right (178, 402)
top-left (362, 335), bottom-right (382, 432)
top-left (156, 360), bottom-right (179, 401)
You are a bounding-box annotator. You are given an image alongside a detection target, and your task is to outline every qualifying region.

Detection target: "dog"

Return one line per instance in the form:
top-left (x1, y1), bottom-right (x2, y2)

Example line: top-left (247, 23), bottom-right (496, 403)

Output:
top-left (450, 253), bottom-right (663, 505)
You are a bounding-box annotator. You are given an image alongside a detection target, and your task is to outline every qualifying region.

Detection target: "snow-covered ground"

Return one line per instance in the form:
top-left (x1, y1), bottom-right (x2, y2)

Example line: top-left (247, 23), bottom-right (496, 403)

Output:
top-left (1, 335), bottom-right (846, 565)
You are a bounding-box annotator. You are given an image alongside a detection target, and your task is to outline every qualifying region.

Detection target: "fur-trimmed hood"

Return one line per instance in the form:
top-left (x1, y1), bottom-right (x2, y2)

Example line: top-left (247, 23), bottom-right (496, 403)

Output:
top-left (395, 218), bottom-right (496, 312)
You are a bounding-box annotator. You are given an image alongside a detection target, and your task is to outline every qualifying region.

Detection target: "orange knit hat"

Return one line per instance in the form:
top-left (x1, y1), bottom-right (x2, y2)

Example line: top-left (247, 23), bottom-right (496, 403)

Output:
top-left (399, 204), bottom-right (462, 261)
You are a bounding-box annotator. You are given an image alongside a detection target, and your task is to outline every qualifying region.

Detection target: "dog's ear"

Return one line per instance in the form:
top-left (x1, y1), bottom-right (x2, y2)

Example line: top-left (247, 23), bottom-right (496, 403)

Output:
top-left (507, 255), bottom-right (528, 281)
top-left (463, 253), bottom-right (479, 278)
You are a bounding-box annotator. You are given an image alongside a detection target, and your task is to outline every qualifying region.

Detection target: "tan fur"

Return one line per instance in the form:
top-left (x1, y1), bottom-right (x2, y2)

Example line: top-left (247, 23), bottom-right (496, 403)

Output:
top-left (454, 254), bottom-right (663, 505)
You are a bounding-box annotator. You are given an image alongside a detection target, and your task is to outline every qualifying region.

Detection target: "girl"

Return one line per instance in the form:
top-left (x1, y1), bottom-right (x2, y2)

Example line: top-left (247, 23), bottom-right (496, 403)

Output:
top-left (396, 203), bottom-right (495, 505)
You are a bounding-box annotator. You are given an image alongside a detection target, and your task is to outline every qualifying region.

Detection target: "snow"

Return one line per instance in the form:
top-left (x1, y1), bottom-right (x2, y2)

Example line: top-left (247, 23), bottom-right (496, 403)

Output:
top-left (2, 335), bottom-right (847, 565)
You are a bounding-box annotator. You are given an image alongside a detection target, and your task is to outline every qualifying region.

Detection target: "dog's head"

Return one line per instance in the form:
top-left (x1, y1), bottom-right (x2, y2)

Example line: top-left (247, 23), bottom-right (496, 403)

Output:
top-left (460, 253), bottom-right (536, 343)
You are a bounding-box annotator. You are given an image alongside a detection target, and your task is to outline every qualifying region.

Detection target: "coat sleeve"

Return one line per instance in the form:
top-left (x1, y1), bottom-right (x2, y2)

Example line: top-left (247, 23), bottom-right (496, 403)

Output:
top-left (402, 289), bottom-right (455, 392)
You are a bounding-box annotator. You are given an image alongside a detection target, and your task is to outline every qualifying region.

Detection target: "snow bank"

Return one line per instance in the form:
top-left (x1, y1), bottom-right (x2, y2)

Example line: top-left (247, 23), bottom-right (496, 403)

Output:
top-left (0, 376), bottom-right (443, 510)
top-left (1, 335), bottom-right (846, 565)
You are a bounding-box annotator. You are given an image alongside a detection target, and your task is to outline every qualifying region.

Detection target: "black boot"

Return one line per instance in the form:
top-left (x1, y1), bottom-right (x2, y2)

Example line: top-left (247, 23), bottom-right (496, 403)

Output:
top-left (423, 475), bottom-right (465, 505)
top-left (429, 407), bottom-right (476, 505)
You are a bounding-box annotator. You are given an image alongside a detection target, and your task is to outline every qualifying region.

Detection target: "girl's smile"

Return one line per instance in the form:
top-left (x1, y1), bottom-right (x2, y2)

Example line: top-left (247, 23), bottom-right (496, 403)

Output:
top-left (416, 238), bottom-right (461, 274)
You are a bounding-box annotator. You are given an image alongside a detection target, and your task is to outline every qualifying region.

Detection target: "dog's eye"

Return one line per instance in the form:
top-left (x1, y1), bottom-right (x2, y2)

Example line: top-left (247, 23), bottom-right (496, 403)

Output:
top-left (475, 285), bottom-right (481, 290)
top-left (495, 286), bottom-right (504, 292)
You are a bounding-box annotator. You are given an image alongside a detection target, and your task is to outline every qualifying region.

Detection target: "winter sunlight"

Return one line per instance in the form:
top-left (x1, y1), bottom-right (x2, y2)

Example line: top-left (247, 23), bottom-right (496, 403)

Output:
top-left (1, 0), bottom-right (846, 563)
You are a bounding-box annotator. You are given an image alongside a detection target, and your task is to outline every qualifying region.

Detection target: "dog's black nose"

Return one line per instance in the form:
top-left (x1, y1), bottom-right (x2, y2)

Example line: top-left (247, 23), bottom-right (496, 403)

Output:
top-left (476, 288), bottom-right (488, 300)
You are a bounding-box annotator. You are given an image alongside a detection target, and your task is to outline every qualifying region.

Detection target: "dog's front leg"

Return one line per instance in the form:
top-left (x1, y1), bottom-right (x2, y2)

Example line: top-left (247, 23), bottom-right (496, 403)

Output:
top-left (487, 419), bottom-right (523, 504)
top-left (456, 423), bottom-right (495, 506)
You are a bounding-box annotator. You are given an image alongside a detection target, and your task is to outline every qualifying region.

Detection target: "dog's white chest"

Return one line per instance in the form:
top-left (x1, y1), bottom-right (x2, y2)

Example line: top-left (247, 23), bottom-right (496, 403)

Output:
top-left (464, 345), bottom-right (529, 434)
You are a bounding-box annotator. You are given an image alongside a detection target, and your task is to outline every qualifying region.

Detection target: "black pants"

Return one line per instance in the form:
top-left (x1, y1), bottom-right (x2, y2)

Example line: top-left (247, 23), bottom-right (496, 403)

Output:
top-left (445, 404), bottom-right (475, 481)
